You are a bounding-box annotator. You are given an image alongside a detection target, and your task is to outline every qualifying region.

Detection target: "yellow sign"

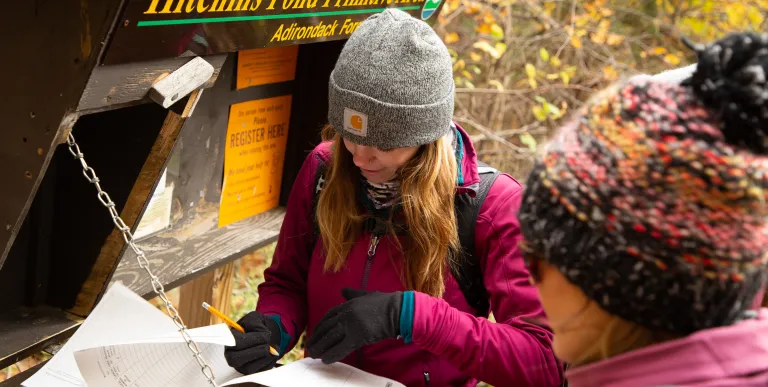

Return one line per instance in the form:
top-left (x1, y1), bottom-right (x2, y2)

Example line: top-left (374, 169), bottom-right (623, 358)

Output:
top-left (219, 96), bottom-right (291, 228)
top-left (237, 46), bottom-right (299, 90)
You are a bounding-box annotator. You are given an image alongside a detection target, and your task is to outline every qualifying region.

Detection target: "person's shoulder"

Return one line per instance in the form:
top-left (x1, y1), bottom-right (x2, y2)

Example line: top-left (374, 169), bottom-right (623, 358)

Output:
top-left (310, 141), bottom-right (333, 163)
top-left (299, 141), bottom-right (333, 175)
top-left (487, 173), bottom-right (523, 203)
top-left (476, 172), bottom-right (524, 224)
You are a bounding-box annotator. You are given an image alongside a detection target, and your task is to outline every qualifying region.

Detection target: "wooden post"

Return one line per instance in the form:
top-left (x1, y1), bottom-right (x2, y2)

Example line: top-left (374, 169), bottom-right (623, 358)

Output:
top-left (211, 262), bottom-right (236, 325)
top-left (178, 271), bottom-right (216, 329)
top-left (178, 262), bottom-right (236, 329)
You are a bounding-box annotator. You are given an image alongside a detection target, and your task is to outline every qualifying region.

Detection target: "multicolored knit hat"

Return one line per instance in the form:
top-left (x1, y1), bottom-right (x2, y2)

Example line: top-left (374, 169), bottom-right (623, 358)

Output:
top-left (518, 32), bottom-right (768, 334)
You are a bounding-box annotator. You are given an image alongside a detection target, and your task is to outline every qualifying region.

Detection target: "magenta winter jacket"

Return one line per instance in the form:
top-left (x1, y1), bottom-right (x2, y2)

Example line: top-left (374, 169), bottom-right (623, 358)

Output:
top-left (256, 124), bottom-right (563, 387)
top-left (566, 309), bottom-right (768, 387)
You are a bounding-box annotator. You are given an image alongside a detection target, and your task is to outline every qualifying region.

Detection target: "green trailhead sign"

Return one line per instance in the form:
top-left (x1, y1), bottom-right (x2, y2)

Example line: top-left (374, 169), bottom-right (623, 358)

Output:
top-left (102, 0), bottom-right (445, 65)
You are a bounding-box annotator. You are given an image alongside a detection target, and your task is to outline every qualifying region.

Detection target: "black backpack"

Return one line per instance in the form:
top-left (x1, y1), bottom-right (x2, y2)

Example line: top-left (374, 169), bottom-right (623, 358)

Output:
top-left (310, 156), bottom-right (500, 316)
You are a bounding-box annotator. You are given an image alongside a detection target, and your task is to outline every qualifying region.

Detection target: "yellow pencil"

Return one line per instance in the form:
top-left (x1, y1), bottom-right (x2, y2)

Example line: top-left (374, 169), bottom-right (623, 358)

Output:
top-left (202, 302), bottom-right (279, 356)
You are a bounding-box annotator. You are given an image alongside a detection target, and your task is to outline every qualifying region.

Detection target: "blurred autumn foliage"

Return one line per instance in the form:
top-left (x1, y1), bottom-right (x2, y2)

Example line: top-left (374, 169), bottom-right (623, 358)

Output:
top-left (432, 0), bottom-right (768, 177)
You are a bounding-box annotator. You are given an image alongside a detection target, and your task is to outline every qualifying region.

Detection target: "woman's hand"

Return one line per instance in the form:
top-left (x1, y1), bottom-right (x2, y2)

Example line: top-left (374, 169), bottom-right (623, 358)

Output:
top-left (224, 311), bottom-right (281, 374)
top-left (306, 288), bottom-right (403, 364)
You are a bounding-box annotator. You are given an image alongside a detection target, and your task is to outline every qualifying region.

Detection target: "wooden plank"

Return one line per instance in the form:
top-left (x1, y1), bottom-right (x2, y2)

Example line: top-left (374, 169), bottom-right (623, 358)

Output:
top-left (0, 361), bottom-right (47, 387)
top-left (76, 55), bottom-right (227, 113)
top-left (178, 271), bottom-right (217, 329)
top-left (0, 0), bottom-right (124, 270)
top-left (176, 261), bottom-right (234, 329)
top-left (0, 307), bottom-right (80, 370)
top-left (112, 206), bottom-right (285, 298)
top-left (68, 93), bottom-right (203, 317)
top-left (211, 262), bottom-right (236, 325)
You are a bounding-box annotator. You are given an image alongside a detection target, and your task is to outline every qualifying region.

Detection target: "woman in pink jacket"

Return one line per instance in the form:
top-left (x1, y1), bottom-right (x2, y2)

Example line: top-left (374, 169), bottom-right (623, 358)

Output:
top-left (223, 8), bottom-right (563, 387)
top-left (518, 32), bottom-right (768, 387)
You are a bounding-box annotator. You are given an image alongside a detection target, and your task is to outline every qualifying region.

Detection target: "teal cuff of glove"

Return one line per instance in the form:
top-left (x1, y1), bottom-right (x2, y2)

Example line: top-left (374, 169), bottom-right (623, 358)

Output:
top-left (266, 315), bottom-right (292, 356)
top-left (399, 291), bottom-right (415, 344)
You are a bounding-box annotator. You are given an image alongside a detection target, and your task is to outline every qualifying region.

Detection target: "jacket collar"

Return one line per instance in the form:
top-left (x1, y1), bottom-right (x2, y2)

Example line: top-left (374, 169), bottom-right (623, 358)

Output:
top-left (566, 309), bottom-right (768, 387)
top-left (452, 122), bottom-right (481, 196)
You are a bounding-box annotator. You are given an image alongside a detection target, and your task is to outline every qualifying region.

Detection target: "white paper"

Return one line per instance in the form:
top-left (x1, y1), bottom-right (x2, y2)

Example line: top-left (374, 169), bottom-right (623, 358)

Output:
top-left (222, 358), bottom-right (405, 387)
top-left (73, 339), bottom-right (241, 387)
top-left (134, 171), bottom-right (174, 240)
top-left (22, 282), bottom-right (179, 387)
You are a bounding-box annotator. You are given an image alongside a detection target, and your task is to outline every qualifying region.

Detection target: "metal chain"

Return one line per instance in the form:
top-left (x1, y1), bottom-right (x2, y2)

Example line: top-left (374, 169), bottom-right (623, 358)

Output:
top-left (66, 133), bottom-right (218, 386)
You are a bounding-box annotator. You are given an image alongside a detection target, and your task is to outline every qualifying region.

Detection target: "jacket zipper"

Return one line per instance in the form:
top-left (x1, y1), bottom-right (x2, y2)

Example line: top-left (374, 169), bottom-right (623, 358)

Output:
top-left (361, 232), bottom-right (382, 291)
top-left (423, 371), bottom-right (431, 386)
top-left (357, 230), bottom-right (383, 369)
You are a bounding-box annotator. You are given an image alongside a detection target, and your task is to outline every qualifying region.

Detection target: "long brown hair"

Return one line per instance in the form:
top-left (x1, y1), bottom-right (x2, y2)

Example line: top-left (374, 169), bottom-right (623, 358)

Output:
top-left (316, 125), bottom-right (459, 297)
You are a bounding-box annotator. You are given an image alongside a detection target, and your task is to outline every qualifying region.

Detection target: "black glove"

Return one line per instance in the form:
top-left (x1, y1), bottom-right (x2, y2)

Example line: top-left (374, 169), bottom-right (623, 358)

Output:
top-left (306, 288), bottom-right (402, 364)
top-left (224, 311), bottom-right (282, 374)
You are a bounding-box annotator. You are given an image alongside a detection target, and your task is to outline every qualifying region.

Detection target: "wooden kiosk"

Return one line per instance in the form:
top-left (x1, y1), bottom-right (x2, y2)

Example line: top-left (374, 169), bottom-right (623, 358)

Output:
top-left (0, 0), bottom-right (445, 384)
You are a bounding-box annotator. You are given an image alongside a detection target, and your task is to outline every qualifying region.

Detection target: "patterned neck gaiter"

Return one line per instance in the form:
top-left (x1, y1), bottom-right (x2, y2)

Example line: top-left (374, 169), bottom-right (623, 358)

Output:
top-left (361, 177), bottom-right (401, 210)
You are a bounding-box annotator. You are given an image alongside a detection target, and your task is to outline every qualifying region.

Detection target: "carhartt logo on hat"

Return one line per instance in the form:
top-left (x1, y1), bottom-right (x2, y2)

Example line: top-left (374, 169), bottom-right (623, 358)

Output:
top-left (343, 108), bottom-right (368, 137)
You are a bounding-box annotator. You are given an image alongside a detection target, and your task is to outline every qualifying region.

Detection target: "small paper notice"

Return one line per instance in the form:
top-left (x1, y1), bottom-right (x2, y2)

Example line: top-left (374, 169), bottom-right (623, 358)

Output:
top-left (133, 169), bottom-right (173, 239)
top-left (218, 95), bottom-right (291, 228)
top-left (236, 46), bottom-right (298, 90)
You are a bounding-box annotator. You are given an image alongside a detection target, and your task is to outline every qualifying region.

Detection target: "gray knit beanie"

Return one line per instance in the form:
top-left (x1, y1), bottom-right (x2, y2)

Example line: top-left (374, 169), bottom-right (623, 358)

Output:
top-left (328, 8), bottom-right (454, 149)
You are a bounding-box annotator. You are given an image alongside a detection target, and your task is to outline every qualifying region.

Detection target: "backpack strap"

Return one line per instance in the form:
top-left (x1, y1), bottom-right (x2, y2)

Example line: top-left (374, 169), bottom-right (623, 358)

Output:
top-left (311, 156), bottom-right (328, 242)
top-left (451, 161), bottom-right (500, 317)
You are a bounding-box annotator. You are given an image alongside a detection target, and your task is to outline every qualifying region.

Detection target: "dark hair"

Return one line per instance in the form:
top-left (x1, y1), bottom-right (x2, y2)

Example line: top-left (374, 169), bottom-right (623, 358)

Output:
top-left (682, 32), bottom-right (768, 154)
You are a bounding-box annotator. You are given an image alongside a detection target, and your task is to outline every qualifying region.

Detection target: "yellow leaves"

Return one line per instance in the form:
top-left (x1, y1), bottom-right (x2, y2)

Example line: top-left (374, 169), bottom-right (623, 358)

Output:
top-left (519, 133), bottom-right (537, 151)
top-left (464, 1), bottom-right (482, 14)
top-left (550, 56), bottom-right (562, 68)
top-left (599, 7), bottom-right (615, 17)
top-left (525, 63), bottom-right (537, 78)
top-left (664, 53), bottom-right (681, 66)
top-left (474, 9), bottom-right (503, 40)
top-left (476, 22), bottom-right (504, 41)
top-left (645, 46), bottom-right (684, 66)
top-left (532, 105), bottom-right (547, 121)
top-left (490, 24), bottom-right (504, 40)
top-left (603, 65), bottom-right (619, 81)
top-left (488, 79), bottom-right (504, 91)
top-left (606, 33), bottom-right (624, 46)
top-left (591, 31), bottom-right (607, 45)
top-left (570, 36), bottom-right (583, 49)
top-left (472, 40), bottom-right (505, 60)
top-left (533, 96), bottom-right (566, 121)
top-left (495, 42), bottom-right (507, 56)
top-left (568, 27), bottom-right (586, 49)
top-left (525, 63), bottom-right (537, 89)
top-left (539, 48), bottom-right (550, 62)
top-left (543, 2), bottom-right (557, 16)
top-left (469, 52), bottom-right (482, 62)
top-left (560, 66), bottom-right (576, 85)
top-left (574, 13), bottom-right (591, 28)
top-left (443, 0), bottom-right (460, 13)
top-left (590, 19), bottom-right (611, 45)
top-left (746, 6), bottom-right (765, 27)
top-left (453, 58), bottom-right (465, 71)
top-left (476, 23), bottom-right (491, 34)
top-left (445, 32), bottom-right (459, 44)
